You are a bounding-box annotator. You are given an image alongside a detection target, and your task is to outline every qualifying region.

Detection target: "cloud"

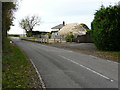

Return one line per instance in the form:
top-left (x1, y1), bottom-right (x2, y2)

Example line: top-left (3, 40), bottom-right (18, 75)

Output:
top-left (9, 0), bottom-right (120, 34)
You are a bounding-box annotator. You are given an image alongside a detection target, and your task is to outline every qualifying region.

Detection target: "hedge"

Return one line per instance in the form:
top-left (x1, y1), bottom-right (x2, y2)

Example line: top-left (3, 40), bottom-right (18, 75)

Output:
top-left (91, 5), bottom-right (120, 51)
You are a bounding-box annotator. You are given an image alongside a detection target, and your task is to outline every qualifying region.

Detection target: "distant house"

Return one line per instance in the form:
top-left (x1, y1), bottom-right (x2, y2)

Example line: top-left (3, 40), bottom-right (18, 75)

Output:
top-left (51, 21), bottom-right (65, 30)
top-left (58, 23), bottom-right (88, 38)
top-left (51, 21), bottom-right (65, 38)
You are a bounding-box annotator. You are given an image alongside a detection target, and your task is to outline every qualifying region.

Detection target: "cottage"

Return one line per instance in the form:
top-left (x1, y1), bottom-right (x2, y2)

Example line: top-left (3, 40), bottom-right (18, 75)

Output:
top-left (58, 23), bottom-right (88, 38)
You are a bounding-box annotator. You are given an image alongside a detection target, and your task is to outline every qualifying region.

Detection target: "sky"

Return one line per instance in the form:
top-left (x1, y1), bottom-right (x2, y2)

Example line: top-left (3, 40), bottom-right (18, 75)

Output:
top-left (8, 0), bottom-right (120, 34)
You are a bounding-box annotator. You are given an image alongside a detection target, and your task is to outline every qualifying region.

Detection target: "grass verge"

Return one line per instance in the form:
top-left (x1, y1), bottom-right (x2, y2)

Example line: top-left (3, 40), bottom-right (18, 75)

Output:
top-left (2, 39), bottom-right (42, 88)
top-left (75, 49), bottom-right (120, 62)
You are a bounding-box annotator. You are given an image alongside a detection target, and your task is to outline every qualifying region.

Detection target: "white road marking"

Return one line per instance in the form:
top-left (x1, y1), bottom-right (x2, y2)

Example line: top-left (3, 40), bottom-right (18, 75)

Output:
top-left (59, 55), bottom-right (114, 82)
top-left (89, 55), bottom-right (98, 59)
top-left (107, 60), bottom-right (118, 64)
top-left (30, 59), bottom-right (46, 88)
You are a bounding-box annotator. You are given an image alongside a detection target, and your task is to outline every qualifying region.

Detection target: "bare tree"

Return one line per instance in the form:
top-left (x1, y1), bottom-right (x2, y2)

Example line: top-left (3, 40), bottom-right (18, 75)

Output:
top-left (19, 15), bottom-right (41, 34)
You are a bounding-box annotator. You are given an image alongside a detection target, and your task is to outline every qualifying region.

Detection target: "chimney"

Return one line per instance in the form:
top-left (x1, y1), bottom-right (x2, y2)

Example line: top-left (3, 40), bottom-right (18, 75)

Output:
top-left (63, 21), bottom-right (65, 26)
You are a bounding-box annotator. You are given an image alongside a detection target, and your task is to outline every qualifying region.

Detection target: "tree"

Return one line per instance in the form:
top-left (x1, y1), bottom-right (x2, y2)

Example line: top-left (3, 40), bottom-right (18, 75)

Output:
top-left (19, 15), bottom-right (41, 36)
top-left (2, 2), bottom-right (17, 51)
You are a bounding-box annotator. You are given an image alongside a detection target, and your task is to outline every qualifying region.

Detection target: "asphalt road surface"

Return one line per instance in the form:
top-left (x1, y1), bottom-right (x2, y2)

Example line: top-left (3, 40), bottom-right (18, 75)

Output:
top-left (11, 37), bottom-right (118, 88)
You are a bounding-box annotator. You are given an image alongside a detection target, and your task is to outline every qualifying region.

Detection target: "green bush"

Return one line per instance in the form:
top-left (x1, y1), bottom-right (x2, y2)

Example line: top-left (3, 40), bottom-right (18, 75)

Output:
top-left (47, 32), bottom-right (51, 39)
top-left (65, 35), bottom-right (74, 42)
top-left (26, 31), bottom-right (32, 37)
top-left (8, 35), bottom-right (20, 37)
top-left (91, 5), bottom-right (120, 51)
top-left (86, 29), bottom-right (92, 35)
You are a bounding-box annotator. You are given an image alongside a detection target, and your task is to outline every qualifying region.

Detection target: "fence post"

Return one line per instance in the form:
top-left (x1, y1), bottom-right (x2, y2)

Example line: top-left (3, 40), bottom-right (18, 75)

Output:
top-left (47, 38), bottom-right (49, 44)
top-left (44, 39), bottom-right (46, 44)
top-left (60, 38), bottom-right (62, 43)
top-left (41, 39), bottom-right (43, 44)
top-left (71, 38), bottom-right (72, 43)
top-left (54, 38), bottom-right (55, 43)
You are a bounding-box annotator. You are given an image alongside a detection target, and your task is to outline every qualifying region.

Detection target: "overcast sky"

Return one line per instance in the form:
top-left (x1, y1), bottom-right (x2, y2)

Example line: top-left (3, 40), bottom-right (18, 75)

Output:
top-left (8, 0), bottom-right (120, 34)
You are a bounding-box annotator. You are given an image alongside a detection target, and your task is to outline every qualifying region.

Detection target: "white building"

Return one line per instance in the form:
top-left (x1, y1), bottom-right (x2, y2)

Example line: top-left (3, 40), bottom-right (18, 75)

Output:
top-left (51, 21), bottom-right (65, 38)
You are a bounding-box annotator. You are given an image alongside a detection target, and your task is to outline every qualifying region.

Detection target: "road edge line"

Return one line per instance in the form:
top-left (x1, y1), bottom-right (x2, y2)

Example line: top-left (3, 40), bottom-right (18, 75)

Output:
top-left (29, 59), bottom-right (46, 89)
top-left (11, 39), bottom-right (46, 89)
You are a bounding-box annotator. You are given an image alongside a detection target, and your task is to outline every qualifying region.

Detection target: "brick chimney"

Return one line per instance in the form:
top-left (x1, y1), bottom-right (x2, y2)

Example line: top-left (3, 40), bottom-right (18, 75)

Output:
top-left (63, 21), bottom-right (65, 26)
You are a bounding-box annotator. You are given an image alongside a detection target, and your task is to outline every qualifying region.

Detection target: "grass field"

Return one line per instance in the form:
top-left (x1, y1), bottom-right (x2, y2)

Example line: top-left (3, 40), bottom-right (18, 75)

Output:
top-left (2, 39), bottom-right (42, 88)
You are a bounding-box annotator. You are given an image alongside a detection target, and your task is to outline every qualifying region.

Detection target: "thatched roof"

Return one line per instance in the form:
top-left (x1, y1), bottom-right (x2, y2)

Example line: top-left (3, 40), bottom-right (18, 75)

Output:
top-left (58, 23), bottom-right (87, 36)
top-left (58, 23), bottom-right (78, 35)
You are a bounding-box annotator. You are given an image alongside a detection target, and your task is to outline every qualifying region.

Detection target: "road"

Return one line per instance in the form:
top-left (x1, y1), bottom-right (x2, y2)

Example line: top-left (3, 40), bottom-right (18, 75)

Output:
top-left (11, 37), bottom-right (118, 88)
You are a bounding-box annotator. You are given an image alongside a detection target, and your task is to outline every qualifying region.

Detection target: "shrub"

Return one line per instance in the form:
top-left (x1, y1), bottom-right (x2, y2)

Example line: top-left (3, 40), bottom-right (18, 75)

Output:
top-left (86, 29), bottom-right (92, 35)
top-left (47, 32), bottom-right (51, 39)
top-left (91, 5), bottom-right (120, 51)
top-left (65, 35), bottom-right (74, 42)
top-left (26, 31), bottom-right (32, 37)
